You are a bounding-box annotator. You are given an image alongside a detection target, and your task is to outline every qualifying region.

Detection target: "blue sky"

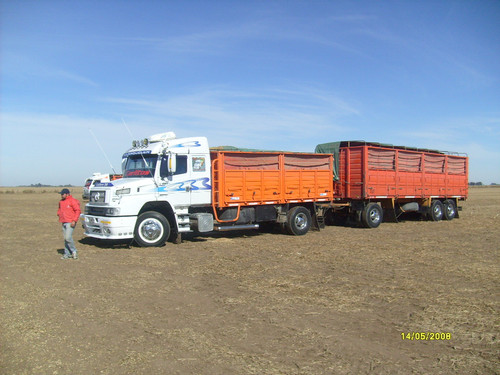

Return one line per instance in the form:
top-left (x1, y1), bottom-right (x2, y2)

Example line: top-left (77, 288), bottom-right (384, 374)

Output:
top-left (1, 0), bottom-right (499, 186)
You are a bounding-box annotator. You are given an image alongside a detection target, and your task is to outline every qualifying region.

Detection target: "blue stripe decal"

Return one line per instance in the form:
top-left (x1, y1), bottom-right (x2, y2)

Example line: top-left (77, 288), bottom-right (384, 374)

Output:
top-left (171, 141), bottom-right (201, 148)
top-left (158, 177), bottom-right (211, 192)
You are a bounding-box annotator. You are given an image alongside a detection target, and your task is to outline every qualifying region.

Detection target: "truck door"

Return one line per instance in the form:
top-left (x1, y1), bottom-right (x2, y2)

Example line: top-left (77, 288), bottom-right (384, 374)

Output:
top-left (158, 154), bottom-right (190, 204)
top-left (189, 154), bottom-right (211, 205)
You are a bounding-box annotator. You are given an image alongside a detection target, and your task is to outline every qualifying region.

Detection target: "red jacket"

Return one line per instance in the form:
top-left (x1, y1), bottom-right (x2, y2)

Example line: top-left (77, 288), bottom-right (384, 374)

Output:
top-left (58, 195), bottom-right (81, 223)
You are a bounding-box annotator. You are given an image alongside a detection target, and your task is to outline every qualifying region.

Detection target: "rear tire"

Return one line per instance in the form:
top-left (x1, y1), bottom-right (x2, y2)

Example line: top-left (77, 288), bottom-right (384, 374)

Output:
top-left (429, 200), bottom-right (444, 221)
top-left (285, 206), bottom-right (311, 236)
top-left (361, 203), bottom-right (383, 228)
top-left (134, 211), bottom-right (170, 247)
top-left (443, 199), bottom-right (456, 220)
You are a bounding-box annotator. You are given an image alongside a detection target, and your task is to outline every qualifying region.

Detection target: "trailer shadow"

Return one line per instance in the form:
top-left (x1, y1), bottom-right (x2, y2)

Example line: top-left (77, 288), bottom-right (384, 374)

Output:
top-left (395, 212), bottom-right (428, 222)
top-left (180, 227), bottom-right (276, 243)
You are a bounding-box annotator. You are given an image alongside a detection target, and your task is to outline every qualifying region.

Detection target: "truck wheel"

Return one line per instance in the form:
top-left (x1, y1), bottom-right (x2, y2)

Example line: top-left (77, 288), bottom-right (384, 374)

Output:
top-left (361, 203), bottom-right (383, 228)
top-left (134, 211), bottom-right (170, 247)
top-left (285, 206), bottom-right (311, 236)
top-left (443, 199), bottom-right (456, 220)
top-left (429, 200), bottom-right (444, 221)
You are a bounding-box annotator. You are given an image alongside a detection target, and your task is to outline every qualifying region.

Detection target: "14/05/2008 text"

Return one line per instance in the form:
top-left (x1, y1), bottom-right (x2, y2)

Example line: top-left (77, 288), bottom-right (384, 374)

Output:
top-left (401, 332), bottom-right (451, 340)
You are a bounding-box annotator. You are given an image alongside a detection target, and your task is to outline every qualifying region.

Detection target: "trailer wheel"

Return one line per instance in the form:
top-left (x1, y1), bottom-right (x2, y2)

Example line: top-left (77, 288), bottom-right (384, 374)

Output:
top-left (429, 200), bottom-right (444, 221)
top-left (361, 203), bottom-right (383, 228)
top-left (285, 206), bottom-right (311, 236)
top-left (134, 211), bottom-right (170, 247)
top-left (443, 199), bottom-right (456, 220)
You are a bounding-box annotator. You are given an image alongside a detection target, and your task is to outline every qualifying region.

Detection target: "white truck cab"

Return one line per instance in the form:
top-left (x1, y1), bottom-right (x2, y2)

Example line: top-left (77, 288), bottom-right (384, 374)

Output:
top-left (82, 132), bottom-right (213, 246)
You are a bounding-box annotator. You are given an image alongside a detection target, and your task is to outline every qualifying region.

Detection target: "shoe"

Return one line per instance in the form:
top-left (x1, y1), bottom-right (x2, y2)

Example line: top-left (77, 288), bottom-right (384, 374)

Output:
top-left (72, 253), bottom-right (78, 260)
top-left (61, 255), bottom-right (72, 259)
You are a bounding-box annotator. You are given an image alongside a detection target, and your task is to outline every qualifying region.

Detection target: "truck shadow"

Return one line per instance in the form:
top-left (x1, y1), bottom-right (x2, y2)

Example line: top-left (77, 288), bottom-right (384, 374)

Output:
top-left (181, 229), bottom-right (268, 243)
top-left (77, 227), bottom-right (285, 249)
top-left (79, 237), bottom-right (134, 249)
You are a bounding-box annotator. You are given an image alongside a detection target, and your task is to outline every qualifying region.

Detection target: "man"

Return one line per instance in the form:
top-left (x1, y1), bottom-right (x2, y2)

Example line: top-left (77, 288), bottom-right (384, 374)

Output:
top-left (57, 188), bottom-right (81, 260)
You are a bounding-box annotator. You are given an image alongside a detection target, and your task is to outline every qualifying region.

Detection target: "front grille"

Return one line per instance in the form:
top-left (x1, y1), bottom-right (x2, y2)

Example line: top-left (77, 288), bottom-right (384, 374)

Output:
top-left (90, 191), bottom-right (106, 203)
top-left (87, 206), bottom-right (107, 215)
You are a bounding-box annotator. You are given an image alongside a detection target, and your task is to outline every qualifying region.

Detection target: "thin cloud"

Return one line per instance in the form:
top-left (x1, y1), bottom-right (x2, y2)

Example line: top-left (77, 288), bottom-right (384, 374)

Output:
top-left (102, 86), bottom-right (359, 147)
top-left (2, 52), bottom-right (99, 87)
top-left (404, 116), bottom-right (500, 141)
top-left (116, 16), bottom-right (365, 57)
top-left (51, 69), bottom-right (99, 87)
top-left (396, 116), bottom-right (500, 160)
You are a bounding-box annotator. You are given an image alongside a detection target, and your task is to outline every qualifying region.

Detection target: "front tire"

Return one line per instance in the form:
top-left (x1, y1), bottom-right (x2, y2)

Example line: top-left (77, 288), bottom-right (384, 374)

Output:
top-left (134, 211), bottom-right (170, 247)
top-left (285, 206), bottom-right (311, 236)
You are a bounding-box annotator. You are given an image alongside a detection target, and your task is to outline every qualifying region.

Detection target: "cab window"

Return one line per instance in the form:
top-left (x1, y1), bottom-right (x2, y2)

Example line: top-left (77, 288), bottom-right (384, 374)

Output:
top-left (160, 155), bottom-right (188, 178)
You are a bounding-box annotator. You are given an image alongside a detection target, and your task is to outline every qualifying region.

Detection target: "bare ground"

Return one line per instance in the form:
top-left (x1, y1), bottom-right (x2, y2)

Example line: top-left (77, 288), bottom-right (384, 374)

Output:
top-left (0, 187), bottom-right (498, 374)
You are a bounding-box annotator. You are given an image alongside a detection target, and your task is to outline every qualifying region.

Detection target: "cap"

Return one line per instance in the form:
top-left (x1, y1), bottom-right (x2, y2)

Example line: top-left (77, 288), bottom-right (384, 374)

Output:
top-left (59, 188), bottom-right (70, 195)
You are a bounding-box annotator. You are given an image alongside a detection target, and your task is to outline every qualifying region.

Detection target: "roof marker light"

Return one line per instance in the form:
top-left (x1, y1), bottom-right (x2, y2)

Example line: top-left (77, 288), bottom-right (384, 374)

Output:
top-left (149, 132), bottom-right (176, 143)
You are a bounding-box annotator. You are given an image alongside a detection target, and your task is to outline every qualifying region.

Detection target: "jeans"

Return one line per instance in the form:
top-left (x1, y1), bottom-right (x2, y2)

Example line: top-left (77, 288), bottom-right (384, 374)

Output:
top-left (62, 223), bottom-right (78, 257)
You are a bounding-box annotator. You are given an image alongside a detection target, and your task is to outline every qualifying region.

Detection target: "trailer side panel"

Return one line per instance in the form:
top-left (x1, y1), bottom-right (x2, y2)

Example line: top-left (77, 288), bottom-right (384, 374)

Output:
top-left (334, 143), bottom-right (468, 200)
top-left (211, 151), bottom-right (334, 208)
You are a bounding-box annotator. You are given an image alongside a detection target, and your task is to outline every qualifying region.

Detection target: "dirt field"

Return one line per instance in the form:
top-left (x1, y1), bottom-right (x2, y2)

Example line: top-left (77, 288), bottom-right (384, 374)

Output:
top-left (1, 187), bottom-right (498, 374)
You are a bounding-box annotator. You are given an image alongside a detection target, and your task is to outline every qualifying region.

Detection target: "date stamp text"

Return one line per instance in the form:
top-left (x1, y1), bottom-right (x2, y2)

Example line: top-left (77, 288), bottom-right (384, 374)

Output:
top-left (401, 332), bottom-right (451, 341)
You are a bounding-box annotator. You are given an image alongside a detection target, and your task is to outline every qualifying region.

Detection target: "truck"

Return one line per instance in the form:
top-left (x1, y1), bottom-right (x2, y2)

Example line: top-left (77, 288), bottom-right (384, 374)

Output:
top-left (81, 133), bottom-right (468, 247)
top-left (83, 172), bottom-right (123, 199)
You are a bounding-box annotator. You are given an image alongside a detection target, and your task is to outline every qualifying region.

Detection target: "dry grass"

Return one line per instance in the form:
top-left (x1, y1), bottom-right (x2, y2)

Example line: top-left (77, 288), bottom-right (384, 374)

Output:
top-left (0, 187), bottom-right (498, 374)
top-left (0, 186), bottom-right (81, 194)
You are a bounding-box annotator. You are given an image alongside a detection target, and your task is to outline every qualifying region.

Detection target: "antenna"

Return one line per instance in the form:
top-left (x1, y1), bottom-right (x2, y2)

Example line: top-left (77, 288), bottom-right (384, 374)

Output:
top-left (122, 117), bottom-right (134, 139)
top-left (89, 128), bottom-right (117, 174)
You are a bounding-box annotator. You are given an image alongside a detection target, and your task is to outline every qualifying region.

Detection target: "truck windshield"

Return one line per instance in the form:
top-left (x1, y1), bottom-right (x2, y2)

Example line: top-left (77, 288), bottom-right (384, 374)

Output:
top-left (123, 154), bottom-right (158, 178)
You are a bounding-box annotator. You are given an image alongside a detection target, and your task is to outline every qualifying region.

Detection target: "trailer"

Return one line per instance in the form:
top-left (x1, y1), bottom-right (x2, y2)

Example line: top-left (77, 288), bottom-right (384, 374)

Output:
top-left (315, 141), bottom-right (468, 228)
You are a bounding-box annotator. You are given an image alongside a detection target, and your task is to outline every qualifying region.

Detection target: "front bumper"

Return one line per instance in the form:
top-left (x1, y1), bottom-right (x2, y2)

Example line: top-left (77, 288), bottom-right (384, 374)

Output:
top-left (82, 214), bottom-right (136, 240)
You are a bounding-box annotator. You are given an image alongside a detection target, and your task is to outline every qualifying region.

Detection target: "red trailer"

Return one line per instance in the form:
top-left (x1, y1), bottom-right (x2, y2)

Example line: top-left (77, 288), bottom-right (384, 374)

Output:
top-left (315, 141), bottom-right (468, 228)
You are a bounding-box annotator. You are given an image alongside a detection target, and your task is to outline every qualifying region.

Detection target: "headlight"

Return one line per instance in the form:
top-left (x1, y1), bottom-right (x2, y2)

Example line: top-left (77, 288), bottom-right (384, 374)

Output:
top-left (115, 188), bottom-right (131, 196)
top-left (105, 208), bottom-right (121, 216)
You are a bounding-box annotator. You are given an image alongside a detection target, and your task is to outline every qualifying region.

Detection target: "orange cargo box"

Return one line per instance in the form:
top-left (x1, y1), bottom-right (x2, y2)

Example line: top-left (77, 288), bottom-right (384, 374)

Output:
top-left (210, 151), bottom-right (334, 208)
top-left (333, 142), bottom-right (468, 200)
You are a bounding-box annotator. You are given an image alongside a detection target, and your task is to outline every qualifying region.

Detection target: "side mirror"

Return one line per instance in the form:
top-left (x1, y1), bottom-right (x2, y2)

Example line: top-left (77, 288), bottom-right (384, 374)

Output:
top-left (168, 152), bottom-right (177, 174)
top-left (121, 158), bottom-right (127, 174)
